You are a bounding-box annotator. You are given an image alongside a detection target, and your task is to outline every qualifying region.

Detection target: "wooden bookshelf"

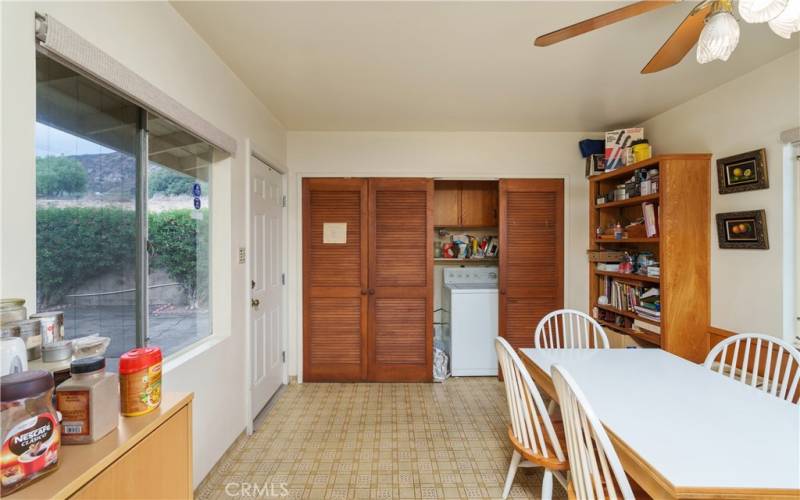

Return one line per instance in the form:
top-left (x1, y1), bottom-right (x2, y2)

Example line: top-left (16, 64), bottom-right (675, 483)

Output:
top-left (588, 154), bottom-right (711, 362)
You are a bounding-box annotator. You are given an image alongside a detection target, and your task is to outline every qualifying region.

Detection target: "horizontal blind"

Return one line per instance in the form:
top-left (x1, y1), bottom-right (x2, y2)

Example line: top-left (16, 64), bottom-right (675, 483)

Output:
top-left (781, 127), bottom-right (799, 145)
top-left (35, 12), bottom-right (237, 156)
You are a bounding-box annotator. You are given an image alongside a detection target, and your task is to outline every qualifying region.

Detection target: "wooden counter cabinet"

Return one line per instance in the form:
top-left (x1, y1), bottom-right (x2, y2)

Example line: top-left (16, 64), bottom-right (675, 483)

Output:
top-left (14, 392), bottom-right (193, 500)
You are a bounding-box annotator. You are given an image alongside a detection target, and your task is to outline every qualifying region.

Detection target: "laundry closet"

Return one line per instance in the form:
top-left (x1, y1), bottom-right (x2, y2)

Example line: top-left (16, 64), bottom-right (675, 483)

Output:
top-left (302, 178), bottom-right (563, 382)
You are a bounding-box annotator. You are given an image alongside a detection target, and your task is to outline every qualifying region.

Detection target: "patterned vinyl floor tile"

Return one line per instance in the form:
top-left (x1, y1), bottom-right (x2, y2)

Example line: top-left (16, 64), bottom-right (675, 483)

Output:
top-left (195, 378), bottom-right (567, 500)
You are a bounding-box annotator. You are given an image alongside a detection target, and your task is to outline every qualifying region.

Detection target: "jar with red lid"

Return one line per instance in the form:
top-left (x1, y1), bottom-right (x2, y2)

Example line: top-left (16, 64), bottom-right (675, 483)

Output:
top-left (118, 347), bottom-right (162, 417)
top-left (1, 370), bottom-right (60, 495)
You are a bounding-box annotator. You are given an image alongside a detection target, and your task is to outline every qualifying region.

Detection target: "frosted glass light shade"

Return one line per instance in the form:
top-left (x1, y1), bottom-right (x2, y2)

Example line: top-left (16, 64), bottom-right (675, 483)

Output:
top-left (738, 0), bottom-right (789, 23)
top-left (697, 12), bottom-right (740, 64)
top-left (768, 0), bottom-right (800, 37)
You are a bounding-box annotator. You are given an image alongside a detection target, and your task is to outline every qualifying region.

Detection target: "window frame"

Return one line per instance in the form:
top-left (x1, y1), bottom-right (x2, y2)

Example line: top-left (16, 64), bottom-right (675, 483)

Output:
top-left (35, 50), bottom-right (214, 355)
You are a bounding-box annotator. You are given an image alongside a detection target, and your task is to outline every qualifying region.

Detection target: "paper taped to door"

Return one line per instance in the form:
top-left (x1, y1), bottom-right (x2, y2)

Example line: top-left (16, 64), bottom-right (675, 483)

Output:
top-left (323, 223), bottom-right (347, 244)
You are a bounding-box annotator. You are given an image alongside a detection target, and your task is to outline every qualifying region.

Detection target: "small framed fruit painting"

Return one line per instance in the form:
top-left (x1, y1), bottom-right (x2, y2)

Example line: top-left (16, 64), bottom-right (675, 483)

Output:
top-left (716, 149), bottom-right (768, 194)
top-left (716, 210), bottom-right (769, 249)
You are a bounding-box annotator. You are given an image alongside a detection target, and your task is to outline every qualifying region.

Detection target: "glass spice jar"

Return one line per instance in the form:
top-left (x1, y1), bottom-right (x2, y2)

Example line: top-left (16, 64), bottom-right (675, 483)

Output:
top-left (1, 370), bottom-right (60, 495)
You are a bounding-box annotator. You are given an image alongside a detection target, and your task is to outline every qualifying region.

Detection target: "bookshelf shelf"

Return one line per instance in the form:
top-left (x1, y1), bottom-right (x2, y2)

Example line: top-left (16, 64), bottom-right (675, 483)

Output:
top-left (598, 320), bottom-right (661, 347)
top-left (588, 154), bottom-right (711, 361)
top-left (594, 238), bottom-right (660, 244)
top-left (589, 156), bottom-right (665, 182)
top-left (594, 270), bottom-right (660, 283)
top-left (593, 193), bottom-right (660, 210)
top-left (595, 304), bottom-right (660, 325)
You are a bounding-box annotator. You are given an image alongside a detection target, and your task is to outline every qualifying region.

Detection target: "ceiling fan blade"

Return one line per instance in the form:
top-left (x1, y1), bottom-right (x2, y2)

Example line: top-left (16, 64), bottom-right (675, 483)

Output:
top-left (641, 2), bottom-right (713, 73)
top-left (534, 1), bottom-right (680, 47)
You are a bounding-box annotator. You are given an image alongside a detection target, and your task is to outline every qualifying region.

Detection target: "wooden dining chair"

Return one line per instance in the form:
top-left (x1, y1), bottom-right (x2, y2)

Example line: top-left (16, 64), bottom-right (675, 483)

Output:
top-left (495, 337), bottom-right (568, 500)
top-left (704, 333), bottom-right (800, 404)
top-left (535, 309), bottom-right (609, 349)
top-left (551, 364), bottom-right (635, 500)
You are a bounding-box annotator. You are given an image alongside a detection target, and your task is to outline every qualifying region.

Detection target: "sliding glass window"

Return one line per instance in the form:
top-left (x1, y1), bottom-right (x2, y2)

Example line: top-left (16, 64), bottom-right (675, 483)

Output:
top-left (35, 53), bottom-right (213, 364)
top-left (147, 116), bottom-right (212, 354)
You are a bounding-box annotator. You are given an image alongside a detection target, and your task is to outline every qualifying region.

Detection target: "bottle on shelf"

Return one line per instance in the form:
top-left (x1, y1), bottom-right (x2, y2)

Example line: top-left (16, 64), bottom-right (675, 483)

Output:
top-left (614, 222), bottom-right (623, 240)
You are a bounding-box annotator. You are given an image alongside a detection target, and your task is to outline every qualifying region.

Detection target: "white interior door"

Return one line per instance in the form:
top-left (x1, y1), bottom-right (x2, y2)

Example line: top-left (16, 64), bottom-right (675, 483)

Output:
top-left (250, 156), bottom-right (284, 418)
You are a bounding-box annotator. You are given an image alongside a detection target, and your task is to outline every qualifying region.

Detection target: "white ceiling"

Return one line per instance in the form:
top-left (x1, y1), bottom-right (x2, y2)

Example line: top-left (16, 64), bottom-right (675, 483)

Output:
top-left (173, 1), bottom-right (798, 131)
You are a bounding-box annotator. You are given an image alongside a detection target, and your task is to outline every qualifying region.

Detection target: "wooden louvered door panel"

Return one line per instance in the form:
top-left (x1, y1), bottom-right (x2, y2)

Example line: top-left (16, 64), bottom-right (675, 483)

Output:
top-left (303, 178), bottom-right (368, 381)
top-left (499, 179), bottom-right (564, 350)
top-left (368, 178), bottom-right (433, 382)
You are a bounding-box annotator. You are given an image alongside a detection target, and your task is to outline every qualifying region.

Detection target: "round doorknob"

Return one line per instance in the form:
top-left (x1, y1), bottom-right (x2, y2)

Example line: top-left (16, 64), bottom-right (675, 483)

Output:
top-left (361, 289), bottom-right (368, 295)
top-left (369, 289), bottom-right (375, 295)
top-left (251, 298), bottom-right (260, 307)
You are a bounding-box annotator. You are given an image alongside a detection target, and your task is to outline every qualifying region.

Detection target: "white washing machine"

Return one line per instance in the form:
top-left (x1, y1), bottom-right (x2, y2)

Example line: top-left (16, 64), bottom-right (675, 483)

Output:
top-left (443, 266), bottom-right (498, 376)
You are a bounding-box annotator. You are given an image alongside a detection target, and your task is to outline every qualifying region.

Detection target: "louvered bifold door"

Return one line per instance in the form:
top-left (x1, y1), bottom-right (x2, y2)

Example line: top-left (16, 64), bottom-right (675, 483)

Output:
top-left (368, 178), bottom-right (434, 382)
top-left (303, 178), bottom-right (368, 381)
top-left (499, 179), bottom-right (565, 349)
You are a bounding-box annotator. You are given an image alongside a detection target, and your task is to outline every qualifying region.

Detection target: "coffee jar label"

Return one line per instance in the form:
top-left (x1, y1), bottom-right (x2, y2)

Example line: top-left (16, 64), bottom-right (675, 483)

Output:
top-left (1, 412), bottom-right (59, 492)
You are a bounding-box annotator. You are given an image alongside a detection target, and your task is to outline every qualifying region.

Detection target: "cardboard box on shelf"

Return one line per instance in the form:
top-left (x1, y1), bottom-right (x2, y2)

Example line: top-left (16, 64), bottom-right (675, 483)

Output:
top-left (605, 128), bottom-right (644, 170)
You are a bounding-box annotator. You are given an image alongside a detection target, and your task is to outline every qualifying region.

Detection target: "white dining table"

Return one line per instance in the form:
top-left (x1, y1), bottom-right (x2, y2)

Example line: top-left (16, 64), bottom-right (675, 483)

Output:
top-left (519, 348), bottom-right (800, 499)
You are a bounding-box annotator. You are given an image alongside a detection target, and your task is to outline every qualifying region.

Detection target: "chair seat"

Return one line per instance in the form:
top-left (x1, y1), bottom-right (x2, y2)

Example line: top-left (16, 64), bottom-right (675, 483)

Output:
top-left (507, 415), bottom-right (569, 471)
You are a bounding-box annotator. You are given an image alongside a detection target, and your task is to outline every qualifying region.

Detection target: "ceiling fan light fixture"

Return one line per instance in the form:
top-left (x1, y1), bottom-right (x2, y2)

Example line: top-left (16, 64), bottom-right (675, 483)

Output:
top-left (738, 0), bottom-right (789, 23)
top-left (696, 10), bottom-right (741, 63)
top-left (768, 0), bottom-right (800, 37)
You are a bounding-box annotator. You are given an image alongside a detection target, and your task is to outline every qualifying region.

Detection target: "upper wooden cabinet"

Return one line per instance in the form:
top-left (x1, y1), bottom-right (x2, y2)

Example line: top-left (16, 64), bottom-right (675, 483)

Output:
top-left (433, 180), bottom-right (461, 227)
top-left (433, 180), bottom-right (498, 227)
top-left (462, 181), bottom-right (498, 226)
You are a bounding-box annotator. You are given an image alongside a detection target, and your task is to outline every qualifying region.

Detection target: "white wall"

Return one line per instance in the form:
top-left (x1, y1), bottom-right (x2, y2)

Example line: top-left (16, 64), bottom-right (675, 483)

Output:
top-left (640, 50), bottom-right (800, 339)
top-left (286, 131), bottom-right (598, 378)
top-left (0, 1), bottom-right (287, 487)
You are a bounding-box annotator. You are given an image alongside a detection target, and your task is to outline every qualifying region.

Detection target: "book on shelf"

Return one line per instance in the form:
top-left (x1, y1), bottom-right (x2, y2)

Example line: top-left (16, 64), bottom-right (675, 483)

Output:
top-left (601, 278), bottom-right (659, 314)
top-left (643, 203), bottom-right (657, 237)
top-left (634, 306), bottom-right (660, 322)
top-left (633, 319), bottom-right (661, 335)
top-left (642, 202), bottom-right (658, 237)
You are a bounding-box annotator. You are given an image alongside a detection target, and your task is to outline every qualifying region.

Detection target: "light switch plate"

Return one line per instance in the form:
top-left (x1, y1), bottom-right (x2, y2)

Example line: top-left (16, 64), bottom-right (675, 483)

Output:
top-left (239, 247), bottom-right (246, 264)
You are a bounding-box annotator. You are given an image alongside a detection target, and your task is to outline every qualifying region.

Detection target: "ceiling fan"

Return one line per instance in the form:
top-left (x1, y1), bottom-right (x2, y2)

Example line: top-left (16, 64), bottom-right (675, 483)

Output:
top-left (534, 0), bottom-right (800, 74)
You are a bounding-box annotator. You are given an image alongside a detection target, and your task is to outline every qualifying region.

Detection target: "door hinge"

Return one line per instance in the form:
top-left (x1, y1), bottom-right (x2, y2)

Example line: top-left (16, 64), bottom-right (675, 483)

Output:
top-left (281, 273), bottom-right (286, 285)
top-left (281, 351), bottom-right (286, 363)
top-left (281, 195), bottom-right (287, 208)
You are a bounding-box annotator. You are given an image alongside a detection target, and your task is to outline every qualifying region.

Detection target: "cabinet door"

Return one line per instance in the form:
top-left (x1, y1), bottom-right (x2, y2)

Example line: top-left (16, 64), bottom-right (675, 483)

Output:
top-left (433, 180), bottom-right (461, 226)
top-left (368, 178), bottom-right (433, 381)
top-left (498, 179), bottom-right (564, 349)
top-left (303, 178), bottom-right (368, 381)
top-left (461, 180), bottom-right (498, 227)
top-left (73, 405), bottom-right (192, 499)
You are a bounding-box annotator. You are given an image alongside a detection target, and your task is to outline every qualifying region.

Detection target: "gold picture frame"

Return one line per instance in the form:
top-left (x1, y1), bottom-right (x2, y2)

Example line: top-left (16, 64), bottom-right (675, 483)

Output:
top-left (715, 210), bottom-right (769, 249)
top-left (716, 149), bottom-right (768, 194)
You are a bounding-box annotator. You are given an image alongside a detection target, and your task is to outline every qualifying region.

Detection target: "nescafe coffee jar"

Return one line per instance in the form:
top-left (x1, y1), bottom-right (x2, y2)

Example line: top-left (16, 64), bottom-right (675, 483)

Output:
top-left (1, 370), bottom-right (60, 495)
